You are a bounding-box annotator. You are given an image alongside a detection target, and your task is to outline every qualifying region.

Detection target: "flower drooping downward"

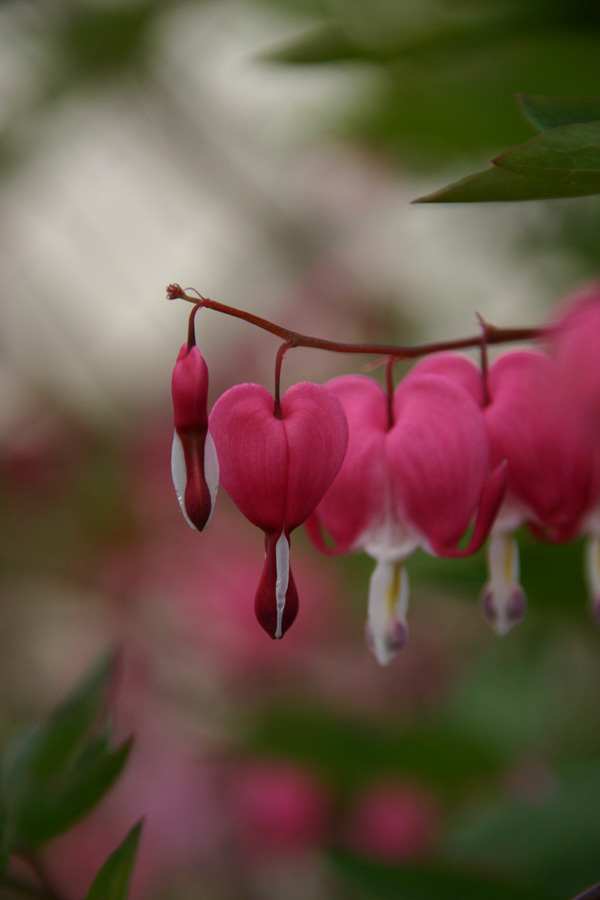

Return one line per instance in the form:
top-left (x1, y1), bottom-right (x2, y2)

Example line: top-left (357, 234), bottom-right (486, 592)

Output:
top-left (209, 382), bottom-right (348, 639)
top-left (171, 307), bottom-right (219, 532)
top-left (307, 367), bottom-right (506, 665)
top-left (416, 349), bottom-right (596, 635)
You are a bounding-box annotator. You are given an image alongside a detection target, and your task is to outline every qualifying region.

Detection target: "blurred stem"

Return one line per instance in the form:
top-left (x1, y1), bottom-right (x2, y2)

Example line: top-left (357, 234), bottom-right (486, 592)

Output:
top-left (168, 284), bottom-right (540, 361)
top-left (7, 854), bottom-right (65, 900)
top-left (0, 873), bottom-right (55, 899)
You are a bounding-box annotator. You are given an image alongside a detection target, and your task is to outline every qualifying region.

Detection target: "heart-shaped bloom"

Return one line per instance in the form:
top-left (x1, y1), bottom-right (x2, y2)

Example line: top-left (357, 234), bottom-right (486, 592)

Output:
top-left (307, 369), bottom-right (505, 664)
top-left (209, 382), bottom-right (348, 639)
top-left (549, 284), bottom-right (600, 621)
top-left (171, 343), bottom-right (219, 532)
top-left (417, 349), bottom-right (597, 634)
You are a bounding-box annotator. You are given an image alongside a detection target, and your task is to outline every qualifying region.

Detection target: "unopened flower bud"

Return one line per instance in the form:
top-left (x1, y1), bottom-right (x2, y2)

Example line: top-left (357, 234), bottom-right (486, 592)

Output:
top-left (171, 344), bottom-right (219, 531)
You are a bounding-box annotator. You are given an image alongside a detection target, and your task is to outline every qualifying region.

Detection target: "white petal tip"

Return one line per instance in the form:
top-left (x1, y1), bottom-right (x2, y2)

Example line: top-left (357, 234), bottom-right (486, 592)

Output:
top-left (481, 586), bottom-right (527, 636)
top-left (365, 619), bottom-right (408, 666)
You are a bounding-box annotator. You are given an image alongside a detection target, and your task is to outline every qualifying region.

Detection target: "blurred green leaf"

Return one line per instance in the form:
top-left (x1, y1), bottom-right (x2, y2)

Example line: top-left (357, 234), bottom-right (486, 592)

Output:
top-left (51, 2), bottom-right (157, 82)
top-left (86, 821), bottom-right (142, 900)
top-left (519, 94), bottom-right (600, 131)
top-left (263, 23), bottom-right (365, 64)
top-left (247, 706), bottom-right (504, 798)
top-left (3, 653), bottom-right (132, 850)
top-left (328, 850), bottom-right (547, 900)
top-left (445, 626), bottom-right (600, 756)
top-left (14, 738), bottom-right (133, 847)
top-left (443, 759), bottom-right (600, 895)
top-left (24, 653), bottom-right (115, 781)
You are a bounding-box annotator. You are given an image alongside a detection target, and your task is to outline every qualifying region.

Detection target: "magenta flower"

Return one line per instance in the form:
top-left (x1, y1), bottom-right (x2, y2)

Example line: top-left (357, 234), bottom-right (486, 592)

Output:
top-left (209, 382), bottom-right (348, 639)
top-left (484, 349), bottom-right (597, 632)
top-left (307, 369), bottom-right (505, 664)
top-left (550, 281), bottom-right (600, 438)
top-left (549, 284), bottom-right (600, 621)
top-left (171, 343), bottom-right (219, 532)
top-left (417, 349), bottom-right (597, 634)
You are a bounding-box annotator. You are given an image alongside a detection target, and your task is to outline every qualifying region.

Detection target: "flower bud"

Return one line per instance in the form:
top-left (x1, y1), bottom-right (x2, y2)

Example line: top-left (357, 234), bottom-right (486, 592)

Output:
top-left (171, 344), bottom-right (219, 531)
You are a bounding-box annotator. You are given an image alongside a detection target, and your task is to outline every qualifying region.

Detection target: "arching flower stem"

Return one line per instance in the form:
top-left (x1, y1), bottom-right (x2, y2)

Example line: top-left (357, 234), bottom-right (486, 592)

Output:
top-left (274, 340), bottom-right (294, 419)
top-left (477, 312), bottom-right (491, 407)
top-left (186, 302), bottom-right (202, 349)
top-left (167, 284), bottom-right (541, 362)
top-left (385, 356), bottom-right (398, 430)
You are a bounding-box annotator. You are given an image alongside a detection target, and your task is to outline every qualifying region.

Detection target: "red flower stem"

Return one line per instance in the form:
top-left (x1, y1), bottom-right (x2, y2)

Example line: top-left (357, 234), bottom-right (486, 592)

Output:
top-left (477, 312), bottom-right (491, 406)
top-left (385, 356), bottom-right (397, 429)
top-left (186, 302), bottom-right (202, 349)
top-left (170, 285), bottom-right (542, 360)
top-left (274, 340), bottom-right (294, 418)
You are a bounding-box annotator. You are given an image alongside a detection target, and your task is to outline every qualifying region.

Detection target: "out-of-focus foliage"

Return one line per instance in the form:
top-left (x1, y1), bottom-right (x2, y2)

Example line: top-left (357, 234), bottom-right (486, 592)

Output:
top-left (86, 822), bottom-right (142, 900)
top-left (418, 96), bottom-right (600, 202)
top-left (259, 0), bottom-right (600, 167)
top-left (3, 654), bottom-right (131, 851)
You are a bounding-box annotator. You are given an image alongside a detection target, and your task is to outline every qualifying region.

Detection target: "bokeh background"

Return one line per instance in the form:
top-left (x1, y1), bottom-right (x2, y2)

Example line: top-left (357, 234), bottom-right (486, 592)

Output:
top-left (1, 1), bottom-right (600, 898)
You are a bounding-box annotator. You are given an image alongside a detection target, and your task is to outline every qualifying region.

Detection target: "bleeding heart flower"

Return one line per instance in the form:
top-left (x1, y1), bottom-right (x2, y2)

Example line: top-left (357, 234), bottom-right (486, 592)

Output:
top-left (417, 349), bottom-right (597, 635)
top-left (171, 342), bottom-right (219, 532)
top-left (209, 382), bottom-right (348, 639)
top-left (549, 284), bottom-right (600, 623)
top-left (307, 369), bottom-right (505, 665)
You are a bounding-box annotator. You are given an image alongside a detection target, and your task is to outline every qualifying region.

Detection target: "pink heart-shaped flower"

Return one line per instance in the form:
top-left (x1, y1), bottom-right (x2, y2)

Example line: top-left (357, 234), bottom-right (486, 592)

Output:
top-left (209, 381), bottom-right (348, 638)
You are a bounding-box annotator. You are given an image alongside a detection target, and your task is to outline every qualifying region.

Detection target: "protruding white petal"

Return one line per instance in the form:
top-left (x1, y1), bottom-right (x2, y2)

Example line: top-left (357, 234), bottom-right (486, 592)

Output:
top-left (274, 530), bottom-right (290, 639)
top-left (203, 429), bottom-right (219, 528)
top-left (365, 558), bottom-right (409, 666)
top-left (171, 431), bottom-right (198, 531)
top-left (481, 533), bottom-right (527, 636)
top-left (584, 535), bottom-right (600, 625)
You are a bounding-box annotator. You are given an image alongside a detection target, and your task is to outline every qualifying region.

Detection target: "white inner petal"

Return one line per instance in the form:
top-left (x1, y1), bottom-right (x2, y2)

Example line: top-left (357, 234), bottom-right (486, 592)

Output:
top-left (585, 534), bottom-right (600, 605)
top-left (483, 532), bottom-right (524, 636)
top-left (203, 429), bottom-right (220, 528)
top-left (171, 431), bottom-right (197, 531)
top-left (366, 557), bottom-right (409, 666)
top-left (362, 514), bottom-right (419, 562)
top-left (274, 530), bottom-right (290, 640)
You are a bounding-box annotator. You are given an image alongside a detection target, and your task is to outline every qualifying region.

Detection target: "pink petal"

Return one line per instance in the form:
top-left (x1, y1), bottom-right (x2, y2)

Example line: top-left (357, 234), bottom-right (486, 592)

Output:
top-left (307, 376), bottom-right (390, 553)
top-left (209, 383), bottom-right (287, 532)
top-left (209, 382), bottom-right (348, 534)
top-left (388, 372), bottom-right (490, 551)
top-left (280, 382), bottom-right (349, 531)
top-left (486, 350), bottom-right (593, 538)
top-left (408, 352), bottom-right (485, 405)
top-left (550, 281), bottom-right (600, 438)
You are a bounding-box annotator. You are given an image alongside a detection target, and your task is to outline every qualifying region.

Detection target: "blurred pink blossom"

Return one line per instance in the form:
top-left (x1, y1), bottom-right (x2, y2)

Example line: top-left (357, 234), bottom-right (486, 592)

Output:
top-left (341, 780), bottom-right (440, 864)
top-left (229, 759), bottom-right (331, 859)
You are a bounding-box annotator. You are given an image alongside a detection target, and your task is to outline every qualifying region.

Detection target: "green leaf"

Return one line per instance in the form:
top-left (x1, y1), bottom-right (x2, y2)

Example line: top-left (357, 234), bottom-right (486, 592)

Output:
top-left (518, 94), bottom-right (600, 132)
top-left (86, 821), bottom-right (142, 900)
top-left (416, 114), bottom-right (600, 202)
top-left (328, 850), bottom-right (546, 900)
top-left (3, 653), bottom-right (132, 850)
top-left (494, 121), bottom-right (600, 180)
top-left (16, 738), bottom-right (133, 847)
top-left (413, 163), bottom-right (600, 203)
top-left (26, 652), bottom-right (116, 780)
